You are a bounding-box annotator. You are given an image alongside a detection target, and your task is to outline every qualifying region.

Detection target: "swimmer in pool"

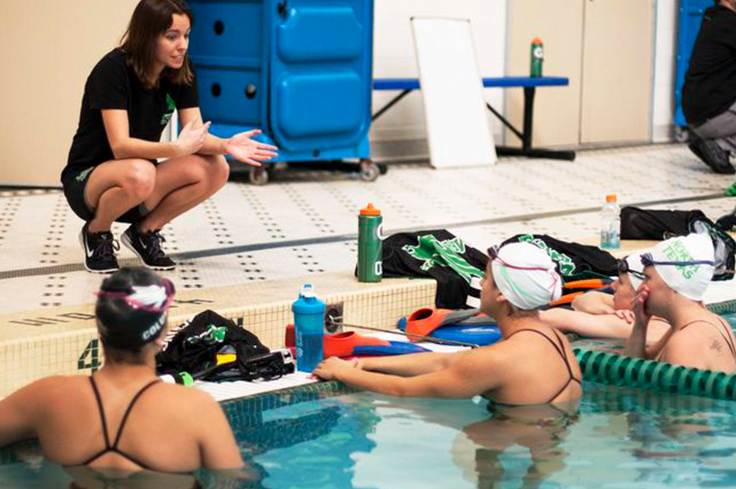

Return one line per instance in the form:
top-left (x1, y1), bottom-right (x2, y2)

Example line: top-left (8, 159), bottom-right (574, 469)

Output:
top-left (0, 267), bottom-right (243, 472)
top-left (624, 233), bottom-right (736, 373)
top-left (539, 250), bottom-right (670, 344)
top-left (314, 242), bottom-right (583, 406)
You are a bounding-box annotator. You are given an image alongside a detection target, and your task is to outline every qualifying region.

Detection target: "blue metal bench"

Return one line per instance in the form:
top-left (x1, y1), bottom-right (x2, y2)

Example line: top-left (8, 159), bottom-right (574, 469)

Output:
top-left (373, 77), bottom-right (576, 161)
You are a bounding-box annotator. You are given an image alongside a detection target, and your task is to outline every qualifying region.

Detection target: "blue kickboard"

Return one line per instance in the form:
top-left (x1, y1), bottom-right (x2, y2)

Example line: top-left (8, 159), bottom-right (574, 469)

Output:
top-left (352, 342), bottom-right (430, 356)
top-left (429, 325), bottom-right (502, 346)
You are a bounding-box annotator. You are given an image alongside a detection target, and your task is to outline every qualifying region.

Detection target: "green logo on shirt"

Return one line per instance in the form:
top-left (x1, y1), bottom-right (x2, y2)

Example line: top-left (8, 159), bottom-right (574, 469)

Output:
top-left (161, 93), bottom-right (176, 126)
top-left (76, 167), bottom-right (94, 182)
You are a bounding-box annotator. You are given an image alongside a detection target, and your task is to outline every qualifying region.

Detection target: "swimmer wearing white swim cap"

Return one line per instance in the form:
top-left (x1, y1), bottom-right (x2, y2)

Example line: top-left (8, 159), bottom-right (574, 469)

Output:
top-left (314, 242), bottom-right (583, 407)
top-left (624, 233), bottom-right (736, 373)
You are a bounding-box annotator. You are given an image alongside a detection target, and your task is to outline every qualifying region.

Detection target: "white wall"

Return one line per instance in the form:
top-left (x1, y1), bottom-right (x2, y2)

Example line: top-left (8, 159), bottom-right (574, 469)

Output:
top-left (0, 0), bottom-right (140, 187)
top-left (372, 0), bottom-right (679, 150)
top-left (652, 0), bottom-right (678, 142)
top-left (370, 0), bottom-right (508, 146)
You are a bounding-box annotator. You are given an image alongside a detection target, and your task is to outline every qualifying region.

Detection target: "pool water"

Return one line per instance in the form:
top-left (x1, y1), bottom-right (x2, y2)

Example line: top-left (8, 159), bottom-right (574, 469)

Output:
top-left (232, 385), bottom-right (736, 489)
top-left (3, 312), bottom-right (736, 488)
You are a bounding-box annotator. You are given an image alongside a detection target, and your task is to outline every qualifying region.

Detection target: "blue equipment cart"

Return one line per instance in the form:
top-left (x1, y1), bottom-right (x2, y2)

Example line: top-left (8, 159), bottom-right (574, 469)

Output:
top-left (674, 0), bottom-right (712, 141)
top-left (187, 0), bottom-right (380, 184)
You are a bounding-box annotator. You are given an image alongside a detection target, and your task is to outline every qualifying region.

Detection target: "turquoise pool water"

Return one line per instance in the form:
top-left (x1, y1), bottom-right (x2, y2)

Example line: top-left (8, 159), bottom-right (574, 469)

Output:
top-left (233, 385), bottom-right (736, 489)
top-left (2, 311), bottom-right (736, 488)
top-left (4, 383), bottom-right (736, 489)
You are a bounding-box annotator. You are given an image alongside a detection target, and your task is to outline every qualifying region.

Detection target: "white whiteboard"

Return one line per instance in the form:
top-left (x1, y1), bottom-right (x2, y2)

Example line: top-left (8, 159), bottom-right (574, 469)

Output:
top-left (411, 17), bottom-right (496, 168)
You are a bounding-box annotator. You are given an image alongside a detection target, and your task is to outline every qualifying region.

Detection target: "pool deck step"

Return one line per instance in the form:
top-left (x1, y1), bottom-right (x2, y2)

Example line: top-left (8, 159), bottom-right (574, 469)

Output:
top-left (0, 272), bottom-right (436, 399)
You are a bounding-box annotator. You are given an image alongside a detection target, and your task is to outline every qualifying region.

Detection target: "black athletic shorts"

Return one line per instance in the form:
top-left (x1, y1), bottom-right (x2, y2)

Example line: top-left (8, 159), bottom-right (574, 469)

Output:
top-left (62, 165), bottom-right (148, 224)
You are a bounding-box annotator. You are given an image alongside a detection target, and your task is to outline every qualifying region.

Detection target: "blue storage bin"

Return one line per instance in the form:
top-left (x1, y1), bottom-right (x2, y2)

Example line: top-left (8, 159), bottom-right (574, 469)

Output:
top-left (674, 0), bottom-right (713, 130)
top-left (188, 0), bottom-right (373, 164)
top-left (196, 67), bottom-right (262, 125)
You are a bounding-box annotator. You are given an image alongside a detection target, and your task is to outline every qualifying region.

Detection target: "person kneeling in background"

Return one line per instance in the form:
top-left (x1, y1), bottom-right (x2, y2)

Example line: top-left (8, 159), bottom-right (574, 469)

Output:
top-left (683, 0), bottom-right (736, 174)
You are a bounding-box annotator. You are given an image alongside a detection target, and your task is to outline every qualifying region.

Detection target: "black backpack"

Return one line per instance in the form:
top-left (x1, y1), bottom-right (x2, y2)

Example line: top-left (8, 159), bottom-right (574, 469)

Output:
top-left (381, 230), bottom-right (488, 309)
top-left (156, 309), bottom-right (270, 377)
top-left (500, 234), bottom-right (618, 280)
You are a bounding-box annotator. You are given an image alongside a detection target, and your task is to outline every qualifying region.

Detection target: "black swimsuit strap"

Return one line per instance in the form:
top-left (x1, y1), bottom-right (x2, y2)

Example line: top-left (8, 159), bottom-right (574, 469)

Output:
top-left (80, 377), bottom-right (160, 468)
top-left (111, 380), bottom-right (160, 449)
top-left (89, 376), bottom-right (111, 449)
top-left (680, 318), bottom-right (736, 359)
top-left (506, 328), bottom-right (581, 403)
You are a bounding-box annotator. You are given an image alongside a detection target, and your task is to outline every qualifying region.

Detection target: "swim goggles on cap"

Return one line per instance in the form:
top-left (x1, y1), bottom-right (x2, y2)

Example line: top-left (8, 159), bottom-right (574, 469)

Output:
top-left (487, 245), bottom-right (560, 295)
top-left (616, 258), bottom-right (647, 281)
top-left (639, 253), bottom-right (714, 269)
top-left (97, 279), bottom-right (176, 314)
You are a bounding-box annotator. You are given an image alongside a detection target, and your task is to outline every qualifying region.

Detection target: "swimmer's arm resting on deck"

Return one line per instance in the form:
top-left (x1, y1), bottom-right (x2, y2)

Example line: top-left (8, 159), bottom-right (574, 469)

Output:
top-left (313, 349), bottom-right (502, 399)
top-left (357, 350), bottom-right (472, 377)
top-left (539, 308), bottom-right (633, 339)
top-left (571, 291), bottom-right (615, 315)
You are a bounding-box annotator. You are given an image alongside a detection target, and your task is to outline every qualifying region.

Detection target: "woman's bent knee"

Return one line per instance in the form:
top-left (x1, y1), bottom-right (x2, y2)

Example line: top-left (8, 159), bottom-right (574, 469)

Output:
top-left (205, 155), bottom-right (230, 189)
top-left (121, 160), bottom-right (156, 200)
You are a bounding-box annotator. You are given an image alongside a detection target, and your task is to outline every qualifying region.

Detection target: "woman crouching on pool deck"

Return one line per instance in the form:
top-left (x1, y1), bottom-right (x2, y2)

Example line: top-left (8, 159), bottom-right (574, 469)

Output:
top-left (0, 267), bottom-right (243, 472)
top-left (625, 233), bottom-right (736, 373)
top-left (63, 0), bottom-right (277, 273)
top-left (314, 242), bottom-right (583, 406)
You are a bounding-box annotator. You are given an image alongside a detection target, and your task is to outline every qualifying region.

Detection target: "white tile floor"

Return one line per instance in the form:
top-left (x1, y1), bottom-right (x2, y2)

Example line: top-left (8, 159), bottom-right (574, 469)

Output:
top-left (1, 143), bottom-right (735, 314)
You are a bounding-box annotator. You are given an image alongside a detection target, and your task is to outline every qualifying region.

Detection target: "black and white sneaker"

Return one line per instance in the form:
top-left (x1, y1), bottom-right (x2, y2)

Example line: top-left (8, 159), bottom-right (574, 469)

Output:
top-left (79, 223), bottom-right (119, 274)
top-left (121, 224), bottom-right (176, 271)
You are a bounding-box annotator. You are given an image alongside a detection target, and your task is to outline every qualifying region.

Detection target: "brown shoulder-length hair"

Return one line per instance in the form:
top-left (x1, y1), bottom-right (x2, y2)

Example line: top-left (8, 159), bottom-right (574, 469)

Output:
top-left (120, 0), bottom-right (194, 88)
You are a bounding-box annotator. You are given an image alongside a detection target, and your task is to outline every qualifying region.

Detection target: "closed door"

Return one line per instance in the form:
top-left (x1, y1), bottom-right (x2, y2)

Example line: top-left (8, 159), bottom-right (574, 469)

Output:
top-left (580, 0), bottom-right (654, 144)
top-left (506, 0), bottom-right (584, 148)
top-left (508, 0), bottom-right (654, 147)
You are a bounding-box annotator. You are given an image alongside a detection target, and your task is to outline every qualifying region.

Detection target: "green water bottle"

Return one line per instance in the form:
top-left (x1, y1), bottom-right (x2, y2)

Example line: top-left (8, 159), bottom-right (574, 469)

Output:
top-left (358, 203), bottom-right (383, 283)
top-left (530, 37), bottom-right (544, 77)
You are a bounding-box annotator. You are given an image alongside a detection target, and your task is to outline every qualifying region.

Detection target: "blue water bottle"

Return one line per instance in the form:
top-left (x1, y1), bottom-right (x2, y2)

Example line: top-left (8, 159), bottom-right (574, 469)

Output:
top-left (292, 284), bottom-right (325, 373)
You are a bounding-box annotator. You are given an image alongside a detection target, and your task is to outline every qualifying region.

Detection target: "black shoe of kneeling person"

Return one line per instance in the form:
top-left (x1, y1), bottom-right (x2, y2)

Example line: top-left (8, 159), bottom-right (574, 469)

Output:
top-left (716, 212), bottom-right (736, 232)
top-left (689, 138), bottom-right (735, 174)
top-left (121, 223), bottom-right (176, 271)
top-left (79, 223), bottom-right (120, 274)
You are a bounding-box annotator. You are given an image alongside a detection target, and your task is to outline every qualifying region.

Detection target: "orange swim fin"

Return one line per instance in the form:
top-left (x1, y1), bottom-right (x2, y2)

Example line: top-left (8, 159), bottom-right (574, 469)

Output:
top-left (549, 291), bottom-right (584, 307)
top-left (403, 308), bottom-right (493, 342)
top-left (324, 331), bottom-right (429, 358)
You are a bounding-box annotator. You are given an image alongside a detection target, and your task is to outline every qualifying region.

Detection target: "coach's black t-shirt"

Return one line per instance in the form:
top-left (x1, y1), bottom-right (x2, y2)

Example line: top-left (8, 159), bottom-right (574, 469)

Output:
top-left (683, 6), bottom-right (736, 126)
top-left (62, 48), bottom-right (198, 182)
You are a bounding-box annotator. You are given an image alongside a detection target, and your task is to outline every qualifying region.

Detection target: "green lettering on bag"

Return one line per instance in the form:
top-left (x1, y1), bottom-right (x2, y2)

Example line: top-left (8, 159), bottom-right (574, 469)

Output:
top-left (517, 234), bottom-right (576, 276)
top-left (403, 235), bottom-right (483, 284)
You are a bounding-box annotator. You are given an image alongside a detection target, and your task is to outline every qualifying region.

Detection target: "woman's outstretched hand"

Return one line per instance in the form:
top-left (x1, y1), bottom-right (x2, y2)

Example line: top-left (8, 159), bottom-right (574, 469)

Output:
top-left (224, 129), bottom-right (278, 167)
